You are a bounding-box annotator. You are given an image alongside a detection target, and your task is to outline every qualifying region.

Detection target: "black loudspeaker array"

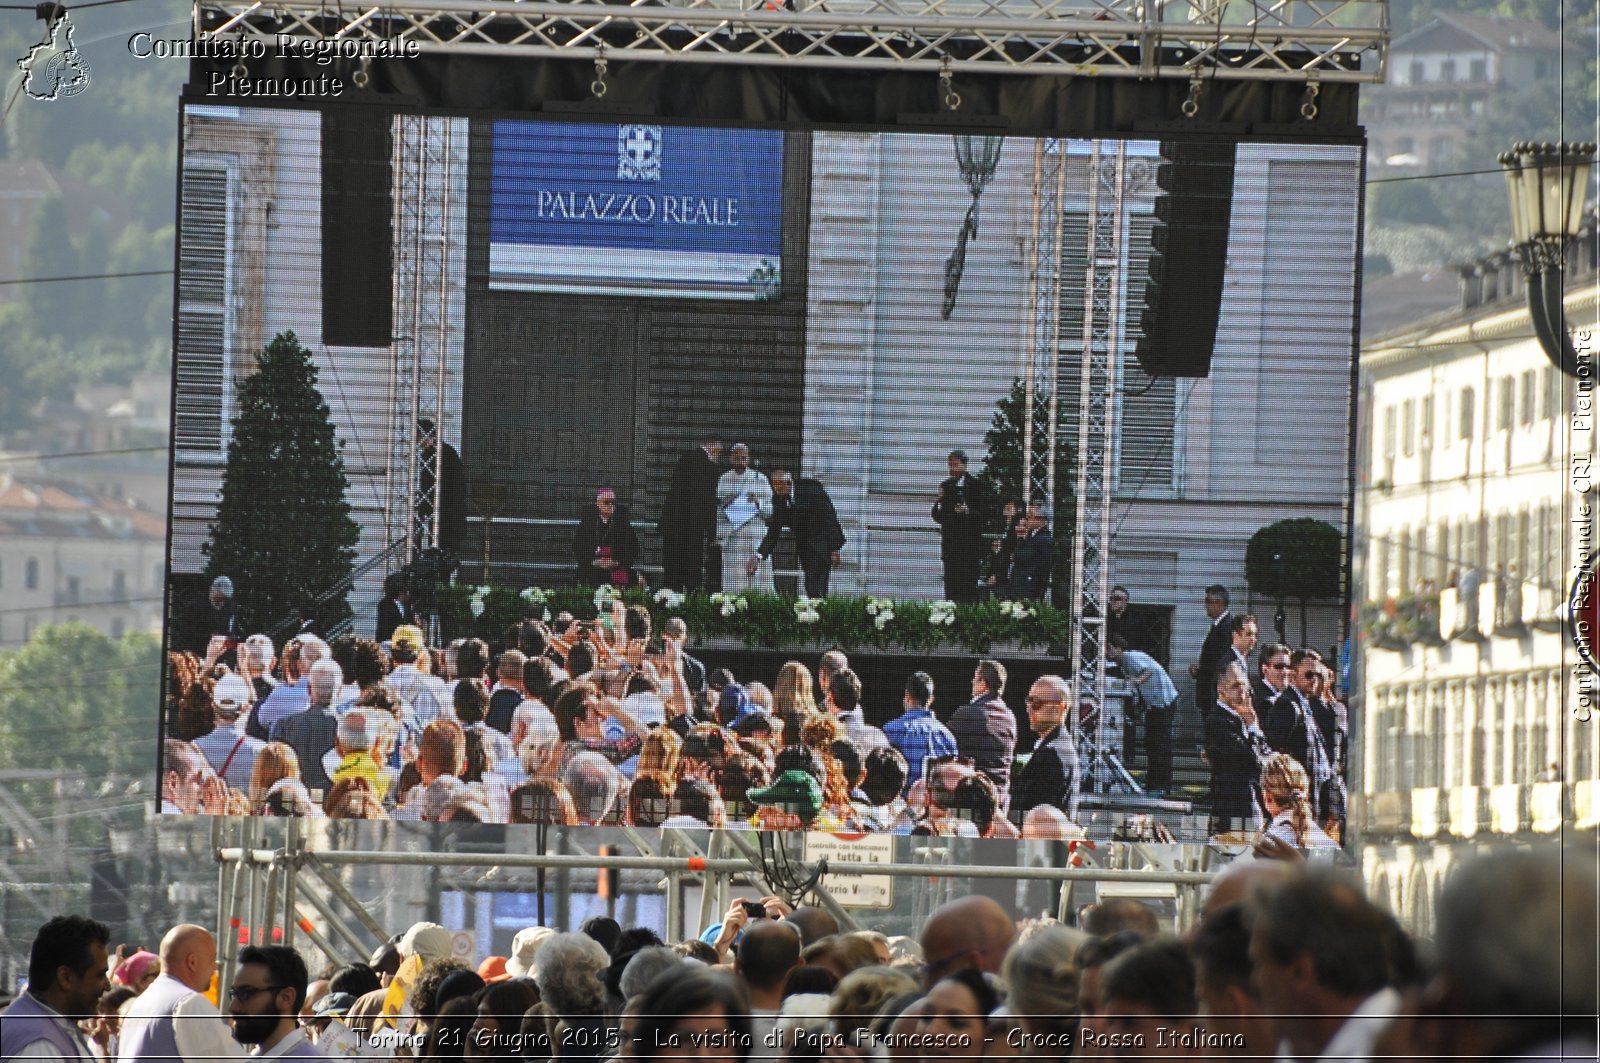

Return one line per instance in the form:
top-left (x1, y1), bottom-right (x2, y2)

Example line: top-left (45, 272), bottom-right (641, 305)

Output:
top-left (322, 107), bottom-right (394, 348)
top-left (1134, 141), bottom-right (1238, 378)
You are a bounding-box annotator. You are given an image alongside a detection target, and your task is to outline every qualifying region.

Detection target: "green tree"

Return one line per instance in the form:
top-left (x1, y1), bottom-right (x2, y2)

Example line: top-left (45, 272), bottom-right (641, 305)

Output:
top-left (203, 331), bottom-right (360, 632)
top-left (0, 624), bottom-right (161, 781)
top-left (975, 377), bottom-right (1076, 596)
top-left (1246, 518), bottom-right (1345, 644)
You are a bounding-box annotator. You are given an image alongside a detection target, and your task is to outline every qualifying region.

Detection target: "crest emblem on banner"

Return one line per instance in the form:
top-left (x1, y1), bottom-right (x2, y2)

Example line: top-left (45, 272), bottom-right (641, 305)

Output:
top-left (618, 124), bottom-right (663, 181)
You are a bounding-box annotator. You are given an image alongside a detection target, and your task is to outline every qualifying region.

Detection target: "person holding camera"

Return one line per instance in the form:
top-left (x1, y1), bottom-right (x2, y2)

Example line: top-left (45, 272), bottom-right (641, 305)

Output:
top-left (932, 450), bottom-right (989, 602)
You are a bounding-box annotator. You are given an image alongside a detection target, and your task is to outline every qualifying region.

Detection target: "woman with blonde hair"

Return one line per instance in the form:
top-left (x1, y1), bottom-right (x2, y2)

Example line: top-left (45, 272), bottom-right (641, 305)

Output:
top-left (249, 742), bottom-right (301, 810)
top-left (1258, 753), bottom-right (1338, 850)
top-left (636, 727), bottom-right (682, 778)
top-left (773, 663), bottom-right (816, 747)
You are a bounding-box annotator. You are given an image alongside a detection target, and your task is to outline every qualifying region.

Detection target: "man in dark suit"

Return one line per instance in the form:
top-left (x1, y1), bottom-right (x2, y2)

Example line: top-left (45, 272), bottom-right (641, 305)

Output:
top-left (660, 437), bottom-right (722, 591)
top-left (1190, 584), bottom-right (1234, 714)
top-left (1009, 674), bottom-right (1080, 825)
top-left (750, 469), bottom-right (846, 598)
top-left (376, 572), bottom-right (412, 644)
top-left (932, 450), bottom-right (990, 602)
top-left (949, 658), bottom-right (1017, 812)
top-left (993, 504), bottom-right (1053, 599)
top-left (573, 488), bottom-right (642, 587)
top-left (1252, 642), bottom-right (1292, 717)
top-left (1262, 648), bottom-right (1335, 819)
top-left (1225, 613), bottom-right (1259, 682)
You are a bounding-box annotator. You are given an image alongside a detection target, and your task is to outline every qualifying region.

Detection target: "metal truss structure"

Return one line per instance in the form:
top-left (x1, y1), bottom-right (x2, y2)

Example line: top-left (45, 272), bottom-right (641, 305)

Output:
top-left (385, 115), bottom-right (460, 571)
top-left (1070, 142), bottom-right (1126, 791)
top-left (198, 0), bottom-right (1387, 83)
top-left (1024, 139), bottom-right (1067, 519)
top-left (208, 818), bottom-right (1219, 994)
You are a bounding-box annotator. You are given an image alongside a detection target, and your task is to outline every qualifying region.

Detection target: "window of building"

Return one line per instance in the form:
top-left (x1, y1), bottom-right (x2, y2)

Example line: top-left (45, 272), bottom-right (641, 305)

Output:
top-left (25, 558), bottom-right (38, 591)
top-left (1415, 526), bottom-right (1429, 591)
top-left (1529, 675), bottom-right (1548, 778)
top-left (1511, 678), bottom-right (1530, 783)
top-left (1408, 59), bottom-right (1425, 84)
top-left (1460, 387), bottom-right (1475, 440)
top-left (1440, 58), bottom-right (1456, 82)
top-left (1382, 405), bottom-right (1397, 457)
top-left (1469, 57), bottom-right (1487, 81)
top-left (1402, 399), bottom-right (1416, 456)
top-left (1436, 519), bottom-right (1450, 587)
top-left (113, 570), bottom-right (127, 597)
top-left (65, 576), bottom-right (80, 604)
top-left (1541, 366), bottom-right (1558, 420)
top-left (1520, 370), bottom-right (1536, 426)
top-left (1376, 536), bottom-right (1393, 599)
top-left (1420, 394), bottom-right (1434, 450)
top-left (1470, 681), bottom-right (1487, 786)
top-left (1428, 690), bottom-right (1445, 788)
top-left (1516, 508), bottom-right (1531, 578)
top-left (111, 617), bottom-right (126, 639)
top-left (1399, 527), bottom-right (1413, 593)
top-left (1498, 376), bottom-right (1514, 431)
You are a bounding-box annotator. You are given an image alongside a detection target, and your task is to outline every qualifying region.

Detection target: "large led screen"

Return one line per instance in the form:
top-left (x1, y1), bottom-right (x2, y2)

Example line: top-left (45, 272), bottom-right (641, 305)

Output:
top-left (163, 104), bottom-right (1362, 848)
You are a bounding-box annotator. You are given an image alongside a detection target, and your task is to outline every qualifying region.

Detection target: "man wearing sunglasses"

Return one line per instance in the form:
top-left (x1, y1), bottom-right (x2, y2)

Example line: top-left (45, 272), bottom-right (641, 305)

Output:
top-left (227, 946), bottom-right (319, 1058)
top-left (1251, 643), bottom-right (1292, 717)
top-left (1263, 649), bottom-right (1336, 821)
top-left (1009, 675), bottom-right (1080, 827)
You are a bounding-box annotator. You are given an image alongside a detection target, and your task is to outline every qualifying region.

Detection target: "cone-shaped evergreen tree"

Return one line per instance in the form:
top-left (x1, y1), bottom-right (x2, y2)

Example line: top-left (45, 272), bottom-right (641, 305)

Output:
top-left (204, 331), bottom-right (358, 632)
top-left (975, 377), bottom-right (1077, 603)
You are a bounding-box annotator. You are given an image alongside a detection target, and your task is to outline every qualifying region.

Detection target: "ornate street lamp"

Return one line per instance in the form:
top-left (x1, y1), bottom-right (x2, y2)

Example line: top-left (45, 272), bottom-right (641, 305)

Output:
top-left (1498, 141), bottom-right (1596, 376)
top-left (942, 134), bottom-right (1004, 319)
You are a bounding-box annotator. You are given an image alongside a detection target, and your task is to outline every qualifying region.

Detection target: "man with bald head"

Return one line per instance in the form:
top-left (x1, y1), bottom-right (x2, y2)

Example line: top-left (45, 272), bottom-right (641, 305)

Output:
top-left (1008, 674), bottom-right (1079, 827)
top-left (782, 905), bottom-right (839, 947)
top-left (917, 896), bottom-right (1016, 987)
top-left (118, 924), bottom-right (243, 1062)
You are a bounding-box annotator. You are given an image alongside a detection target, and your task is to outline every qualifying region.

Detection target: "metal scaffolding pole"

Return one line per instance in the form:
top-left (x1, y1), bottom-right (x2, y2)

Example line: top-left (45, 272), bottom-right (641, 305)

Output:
top-left (296, 873), bottom-right (372, 959)
top-left (300, 854), bottom-right (391, 944)
top-left (1025, 138), bottom-right (1068, 512)
top-left (1070, 141), bottom-right (1135, 794)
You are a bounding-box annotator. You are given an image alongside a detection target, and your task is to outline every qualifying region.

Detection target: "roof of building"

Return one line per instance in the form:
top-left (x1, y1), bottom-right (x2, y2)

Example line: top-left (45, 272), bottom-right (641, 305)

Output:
top-left (1392, 11), bottom-right (1571, 55)
top-left (0, 475), bottom-right (165, 541)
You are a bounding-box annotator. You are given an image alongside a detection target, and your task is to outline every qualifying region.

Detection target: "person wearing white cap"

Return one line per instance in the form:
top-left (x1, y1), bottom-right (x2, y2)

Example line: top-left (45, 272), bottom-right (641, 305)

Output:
top-left (398, 923), bottom-right (454, 967)
top-left (193, 672), bottom-right (265, 794)
top-left (503, 927), bottom-right (555, 980)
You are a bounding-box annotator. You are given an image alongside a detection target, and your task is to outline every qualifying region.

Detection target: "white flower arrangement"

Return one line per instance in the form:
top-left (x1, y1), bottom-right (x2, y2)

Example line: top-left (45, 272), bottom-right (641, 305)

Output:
top-left (710, 592), bottom-right (749, 618)
top-left (997, 600), bottom-right (1038, 620)
top-left (928, 600), bottom-right (958, 627)
top-left (519, 586), bottom-right (550, 605)
top-left (592, 584), bottom-right (620, 611)
top-left (468, 586), bottom-right (491, 618)
top-left (793, 596), bottom-right (822, 624)
top-left (653, 588), bottom-right (685, 610)
top-left (865, 596), bottom-right (896, 630)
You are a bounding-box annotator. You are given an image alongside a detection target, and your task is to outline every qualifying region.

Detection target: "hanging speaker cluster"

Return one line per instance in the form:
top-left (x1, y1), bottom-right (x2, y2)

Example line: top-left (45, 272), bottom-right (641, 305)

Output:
top-left (1134, 140), bottom-right (1237, 378)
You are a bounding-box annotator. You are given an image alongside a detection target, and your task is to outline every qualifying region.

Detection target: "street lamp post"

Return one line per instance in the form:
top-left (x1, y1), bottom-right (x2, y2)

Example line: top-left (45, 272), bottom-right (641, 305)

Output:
top-left (1498, 141), bottom-right (1596, 376)
top-left (942, 134), bottom-right (1005, 319)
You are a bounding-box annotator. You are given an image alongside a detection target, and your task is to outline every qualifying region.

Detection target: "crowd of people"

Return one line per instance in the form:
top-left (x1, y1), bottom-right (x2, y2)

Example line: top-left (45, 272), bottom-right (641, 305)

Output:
top-left (5, 847), bottom-right (1592, 1061)
top-left (163, 578), bottom-right (1342, 848)
top-left (164, 601), bottom-right (1077, 835)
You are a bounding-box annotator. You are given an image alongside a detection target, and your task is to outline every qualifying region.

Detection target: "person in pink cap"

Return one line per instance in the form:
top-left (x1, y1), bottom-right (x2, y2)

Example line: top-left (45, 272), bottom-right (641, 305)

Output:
top-left (111, 952), bottom-right (160, 996)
